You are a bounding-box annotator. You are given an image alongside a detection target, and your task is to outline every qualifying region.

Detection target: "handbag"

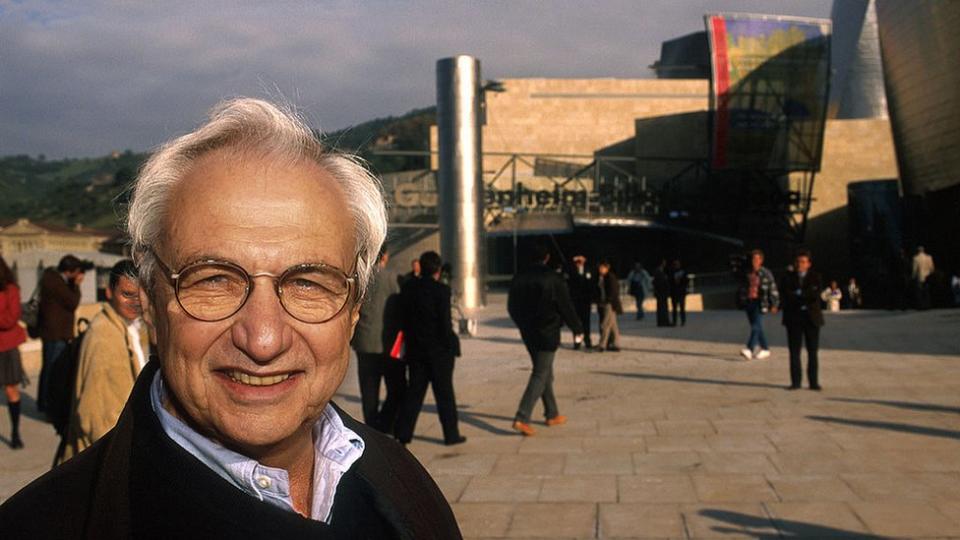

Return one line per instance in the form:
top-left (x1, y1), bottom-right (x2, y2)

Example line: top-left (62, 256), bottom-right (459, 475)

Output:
top-left (21, 287), bottom-right (40, 338)
top-left (388, 330), bottom-right (405, 361)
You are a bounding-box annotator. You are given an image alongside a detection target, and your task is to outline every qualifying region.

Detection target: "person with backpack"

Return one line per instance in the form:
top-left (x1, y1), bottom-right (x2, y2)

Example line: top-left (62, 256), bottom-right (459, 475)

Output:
top-left (0, 256), bottom-right (27, 449)
top-left (57, 260), bottom-right (147, 463)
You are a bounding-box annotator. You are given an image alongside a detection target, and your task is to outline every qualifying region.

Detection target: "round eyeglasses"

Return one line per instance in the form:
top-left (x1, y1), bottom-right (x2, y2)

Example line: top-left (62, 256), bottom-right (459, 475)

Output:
top-left (150, 251), bottom-right (359, 324)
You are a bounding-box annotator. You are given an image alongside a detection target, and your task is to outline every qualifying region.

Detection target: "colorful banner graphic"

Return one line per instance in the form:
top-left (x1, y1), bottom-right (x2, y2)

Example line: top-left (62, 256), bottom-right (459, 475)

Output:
top-left (706, 14), bottom-right (831, 171)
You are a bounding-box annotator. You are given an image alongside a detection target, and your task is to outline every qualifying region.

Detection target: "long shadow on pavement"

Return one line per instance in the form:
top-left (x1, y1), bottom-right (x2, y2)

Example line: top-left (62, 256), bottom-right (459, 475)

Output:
top-left (829, 397), bottom-right (960, 415)
top-left (699, 509), bottom-right (884, 539)
top-left (808, 415), bottom-right (960, 440)
top-left (594, 370), bottom-right (784, 390)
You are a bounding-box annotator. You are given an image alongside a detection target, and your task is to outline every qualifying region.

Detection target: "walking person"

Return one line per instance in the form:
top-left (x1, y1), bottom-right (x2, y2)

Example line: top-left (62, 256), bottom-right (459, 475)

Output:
top-left (626, 262), bottom-right (652, 320)
top-left (781, 250), bottom-right (824, 390)
top-left (0, 256), bottom-right (27, 449)
top-left (737, 249), bottom-right (780, 360)
top-left (595, 260), bottom-right (623, 352)
top-left (567, 255), bottom-right (594, 349)
top-left (653, 259), bottom-right (671, 327)
top-left (669, 259), bottom-right (689, 326)
top-left (351, 247), bottom-right (406, 435)
top-left (845, 277), bottom-right (862, 309)
top-left (36, 255), bottom-right (92, 412)
top-left (508, 244), bottom-right (583, 436)
top-left (394, 251), bottom-right (465, 446)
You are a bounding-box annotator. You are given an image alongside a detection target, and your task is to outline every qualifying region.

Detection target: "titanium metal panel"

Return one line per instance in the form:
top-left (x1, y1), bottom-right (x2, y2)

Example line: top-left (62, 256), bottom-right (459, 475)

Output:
top-left (875, 0), bottom-right (960, 195)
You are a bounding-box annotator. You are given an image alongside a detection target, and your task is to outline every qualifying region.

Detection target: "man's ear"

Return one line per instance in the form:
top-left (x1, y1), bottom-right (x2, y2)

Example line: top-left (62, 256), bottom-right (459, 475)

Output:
top-left (138, 286), bottom-right (159, 344)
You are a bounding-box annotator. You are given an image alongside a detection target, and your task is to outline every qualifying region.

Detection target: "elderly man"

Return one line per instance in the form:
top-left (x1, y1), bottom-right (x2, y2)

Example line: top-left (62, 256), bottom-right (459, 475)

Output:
top-left (0, 99), bottom-right (460, 539)
top-left (57, 259), bottom-right (148, 464)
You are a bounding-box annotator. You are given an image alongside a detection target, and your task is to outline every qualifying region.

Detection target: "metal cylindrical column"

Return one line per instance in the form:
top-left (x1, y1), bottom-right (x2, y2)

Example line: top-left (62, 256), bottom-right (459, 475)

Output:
top-left (436, 55), bottom-right (485, 335)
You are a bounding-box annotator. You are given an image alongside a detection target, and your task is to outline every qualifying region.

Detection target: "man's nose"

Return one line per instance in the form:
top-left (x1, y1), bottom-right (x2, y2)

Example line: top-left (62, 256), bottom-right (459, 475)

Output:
top-left (230, 278), bottom-right (293, 363)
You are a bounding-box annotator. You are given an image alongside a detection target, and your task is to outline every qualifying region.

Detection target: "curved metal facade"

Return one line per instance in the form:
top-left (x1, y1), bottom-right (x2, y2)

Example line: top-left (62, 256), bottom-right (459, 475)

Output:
top-left (830, 0), bottom-right (888, 119)
top-left (876, 0), bottom-right (960, 195)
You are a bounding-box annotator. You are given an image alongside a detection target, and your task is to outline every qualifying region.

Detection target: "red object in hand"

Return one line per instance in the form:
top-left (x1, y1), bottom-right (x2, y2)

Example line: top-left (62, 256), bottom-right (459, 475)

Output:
top-left (389, 331), bottom-right (405, 360)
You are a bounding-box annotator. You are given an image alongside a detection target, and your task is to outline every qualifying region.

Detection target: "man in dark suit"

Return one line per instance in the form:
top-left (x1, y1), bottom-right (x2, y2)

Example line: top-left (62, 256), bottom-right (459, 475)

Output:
top-left (781, 250), bottom-right (825, 390)
top-left (394, 251), bottom-right (465, 446)
top-left (669, 258), bottom-right (689, 326)
top-left (566, 255), bottom-right (594, 350)
top-left (595, 259), bottom-right (623, 352)
top-left (508, 244), bottom-right (584, 436)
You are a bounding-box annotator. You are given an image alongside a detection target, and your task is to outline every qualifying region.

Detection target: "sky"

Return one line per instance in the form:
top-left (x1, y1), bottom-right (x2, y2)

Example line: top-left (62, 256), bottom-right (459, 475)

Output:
top-left (0, 0), bottom-right (831, 158)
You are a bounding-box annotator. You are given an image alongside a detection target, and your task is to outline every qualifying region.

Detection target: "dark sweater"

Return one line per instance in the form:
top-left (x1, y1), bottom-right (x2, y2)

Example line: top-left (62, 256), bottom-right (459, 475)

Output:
top-left (0, 362), bottom-right (461, 539)
top-left (508, 263), bottom-right (584, 351)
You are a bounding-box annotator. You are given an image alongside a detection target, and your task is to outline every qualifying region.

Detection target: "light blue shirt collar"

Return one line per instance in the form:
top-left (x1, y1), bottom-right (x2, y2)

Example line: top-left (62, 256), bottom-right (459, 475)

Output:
top-left (149, 371), bottom-right (364, 523)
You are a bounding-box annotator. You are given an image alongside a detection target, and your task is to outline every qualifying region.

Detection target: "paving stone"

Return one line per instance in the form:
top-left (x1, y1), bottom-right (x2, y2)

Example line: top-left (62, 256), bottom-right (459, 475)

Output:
top-left (504, 503), bottom-right (596, 538)
top-left (491, 453), bottom-right (566, 477)
top-left (704, 434), bottom-right (777, 453)
top-left (598, 503), bottom-right (685, 538)
top-left (681, 503), bottom-right (777, 539)
top-left (710, 419), bottom-right (773, 434)
top-left (765, 502), bottom-right (872, 537)
top-left (842, 472), bottom-right (960, 501)
top-left (851, 501), bottom-right (960, 537)
top-left (696, 452), bottom-right (778, 475)
top-left (632, 451), bottom-right (705, 474)
top-left (582, 436), bottom-right (646, 453)
top-left (691, 474), bottom-right (779, 503)
top-left (539, 475), bottom-right (617, 502)
top-left (427, 453), bottom-right (499, 476)
top-left (654, 419), bottom-right (716, 436)
top-left (765, 474), bottom-right (860, 502)
top-left (461, 476), bottom-right (542, 502)
top-left (565, 452), bottom-right (633, 475)
top-left (452, 503), bottom-right (515, 538)
top-left (644, 434), bottom-right (711, 453)
top-left (598, 419), bottom-right (658, 437)
top-left (619, 475), bottom-right (699, 503)
top-left (517, 437), bottom-right (583, 454)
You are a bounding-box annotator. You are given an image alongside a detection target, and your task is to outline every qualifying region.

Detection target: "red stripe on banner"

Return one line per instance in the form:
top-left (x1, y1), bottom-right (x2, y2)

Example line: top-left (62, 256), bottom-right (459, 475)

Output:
top-left (711, 16), bottom-right (729, 169)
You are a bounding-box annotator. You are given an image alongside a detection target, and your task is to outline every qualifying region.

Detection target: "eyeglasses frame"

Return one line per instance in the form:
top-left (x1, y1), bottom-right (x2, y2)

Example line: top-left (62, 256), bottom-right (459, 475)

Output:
top-left (148, 249), bottom-right (360, 324)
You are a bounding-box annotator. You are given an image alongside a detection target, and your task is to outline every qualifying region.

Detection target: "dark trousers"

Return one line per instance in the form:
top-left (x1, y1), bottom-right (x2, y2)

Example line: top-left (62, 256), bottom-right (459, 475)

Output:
top-left (632, 295), bottom-right (645, 320)
top-left (573, 300), bottom-right (592, 346)
top-left (655, 295), bottom-right (671, 326)
top-left (515, 343), bottom-right (558, 423)
top-left (38, 339), bottom-right (68, 410)
top-left (394, 356), bottom-right (460, 444)
top-left (670, 294), bottom-right (686, 326)
top-left (356, 352), bottom-right (407, 435)
top-left (786, 323), bottom-right (820, 388)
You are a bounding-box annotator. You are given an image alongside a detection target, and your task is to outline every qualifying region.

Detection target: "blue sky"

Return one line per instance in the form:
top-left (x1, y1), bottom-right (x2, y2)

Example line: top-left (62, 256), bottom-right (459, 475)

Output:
top-left (0, 1), bottom-right (831, 158)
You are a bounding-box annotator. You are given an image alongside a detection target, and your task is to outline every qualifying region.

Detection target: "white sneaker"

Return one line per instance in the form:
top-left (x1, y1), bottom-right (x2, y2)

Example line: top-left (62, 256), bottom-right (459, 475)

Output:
top-left (740, 348), bottom-right (753, 360)
top-left (755, 349), bottom-right (771, 360)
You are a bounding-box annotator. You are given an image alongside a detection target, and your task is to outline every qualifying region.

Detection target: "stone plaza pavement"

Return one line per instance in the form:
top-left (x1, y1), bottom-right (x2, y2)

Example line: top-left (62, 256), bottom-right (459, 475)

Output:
top-left (1, 298), bottom-right (959, 538)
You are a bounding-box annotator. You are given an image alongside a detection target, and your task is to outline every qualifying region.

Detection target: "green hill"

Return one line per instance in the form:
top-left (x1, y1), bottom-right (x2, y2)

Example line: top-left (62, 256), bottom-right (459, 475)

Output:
top-left (0, 107), bottom-right (435, 229)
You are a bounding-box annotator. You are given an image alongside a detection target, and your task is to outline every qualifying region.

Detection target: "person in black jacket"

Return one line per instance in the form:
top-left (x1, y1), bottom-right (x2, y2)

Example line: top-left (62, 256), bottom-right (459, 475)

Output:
top-left (780, 250), bottom-right (825, 390)
top-left (595, 260), bottom-right (623, 352)
top-left (566, 255), bottom-right (594, 350)
top-left (508, 244), bottom-right (584, 436)
top-left (652, 259), bottom-right (672, 327)
top-left (669, 258), bottom-right (689, 326)
top-left (394, 251), bottom-right (466, 446)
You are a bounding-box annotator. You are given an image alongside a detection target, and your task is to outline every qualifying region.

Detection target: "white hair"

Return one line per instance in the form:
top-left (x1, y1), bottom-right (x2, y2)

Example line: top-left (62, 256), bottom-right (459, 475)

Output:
top-left (126, 97), bottom-right (388, 299)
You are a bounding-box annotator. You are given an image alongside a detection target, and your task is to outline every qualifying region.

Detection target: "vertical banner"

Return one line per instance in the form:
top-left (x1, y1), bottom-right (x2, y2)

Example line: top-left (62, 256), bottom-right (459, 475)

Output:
top-left (705, 14), bottom-right (831, 171)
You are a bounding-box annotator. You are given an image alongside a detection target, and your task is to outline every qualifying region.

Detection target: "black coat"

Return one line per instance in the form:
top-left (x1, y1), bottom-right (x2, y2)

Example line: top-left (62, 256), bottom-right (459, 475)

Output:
top-left (652, 268), bottom-right (671, 299)
top-left (0, 362), bottom-right (461, 539)
top-left (508, 263), bottom-right (584, 351)
top-left (780, 271), bottom-right (825, 327)
top-left (566, 266), bottom-right (595, 306)
top-left (400, 276), bottom-right (457, 362)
